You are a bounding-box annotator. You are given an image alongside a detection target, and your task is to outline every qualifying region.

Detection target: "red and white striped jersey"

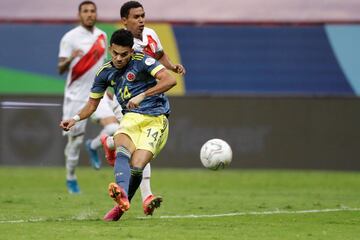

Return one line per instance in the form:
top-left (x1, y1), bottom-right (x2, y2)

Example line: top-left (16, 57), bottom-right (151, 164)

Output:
top-left (59, 25), bottom-right (107, 101)
top-left (133, 27), bottom-right (163, 58)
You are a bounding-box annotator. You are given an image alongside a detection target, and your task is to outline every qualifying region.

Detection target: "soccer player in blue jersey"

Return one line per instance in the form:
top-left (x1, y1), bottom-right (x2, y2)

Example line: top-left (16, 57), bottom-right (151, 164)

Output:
top-left (59, 29), bottom-right (177, 221)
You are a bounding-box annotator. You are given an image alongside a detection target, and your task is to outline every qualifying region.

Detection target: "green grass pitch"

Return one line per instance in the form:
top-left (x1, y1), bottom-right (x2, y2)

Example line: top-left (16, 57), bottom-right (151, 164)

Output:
top-left (0, 167), bottom-right (359, 239)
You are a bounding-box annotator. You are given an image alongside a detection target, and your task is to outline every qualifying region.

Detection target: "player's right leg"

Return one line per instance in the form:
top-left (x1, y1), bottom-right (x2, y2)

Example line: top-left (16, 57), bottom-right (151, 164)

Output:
top-left (103, 132), bottom-right (136, 221)
top-left (63, 98), bottom-right (87, 194)
top-left (64, 134), bottom-right (84, 194)
top-left (103, 205), bottom-right (124, 221)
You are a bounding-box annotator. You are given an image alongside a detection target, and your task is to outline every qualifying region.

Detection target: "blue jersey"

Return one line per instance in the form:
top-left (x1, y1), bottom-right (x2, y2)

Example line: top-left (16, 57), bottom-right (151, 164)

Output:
top-left (90, 52), bottom-right (170, 116)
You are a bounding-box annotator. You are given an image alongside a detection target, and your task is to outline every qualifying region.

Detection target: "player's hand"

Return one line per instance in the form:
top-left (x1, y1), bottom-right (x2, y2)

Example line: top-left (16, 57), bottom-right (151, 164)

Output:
top-left (172, 64), bottom-right (186, 75)
top-left (71, 49), bottom-right (84, 59)
top-left (127, 93), bottom-right (145, 109)
top-left (59, 119), bottom-right (76, 131)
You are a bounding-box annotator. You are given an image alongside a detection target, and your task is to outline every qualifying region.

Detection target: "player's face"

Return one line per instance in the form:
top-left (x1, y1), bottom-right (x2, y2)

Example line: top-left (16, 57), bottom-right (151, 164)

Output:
top-left (122, 7), bottom-right (145, 39)
top-left (79, 4), bottom-right (97, 29)
top-left (110, 44), bottom-right (134, 69)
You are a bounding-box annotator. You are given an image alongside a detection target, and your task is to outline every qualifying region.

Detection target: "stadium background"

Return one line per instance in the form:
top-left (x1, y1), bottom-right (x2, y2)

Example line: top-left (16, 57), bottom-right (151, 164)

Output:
top-left (0, 0), bottom-right (360, 170)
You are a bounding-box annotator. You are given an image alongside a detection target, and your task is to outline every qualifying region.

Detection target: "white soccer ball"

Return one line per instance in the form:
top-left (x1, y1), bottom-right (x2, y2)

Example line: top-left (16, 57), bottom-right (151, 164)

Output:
top-left (200, 138), bottom-right (232, 170)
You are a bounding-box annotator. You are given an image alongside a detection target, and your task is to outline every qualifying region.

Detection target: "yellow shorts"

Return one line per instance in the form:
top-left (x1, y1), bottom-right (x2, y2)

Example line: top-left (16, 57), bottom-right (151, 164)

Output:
top-left (114, 112), bottom-right (169, 158)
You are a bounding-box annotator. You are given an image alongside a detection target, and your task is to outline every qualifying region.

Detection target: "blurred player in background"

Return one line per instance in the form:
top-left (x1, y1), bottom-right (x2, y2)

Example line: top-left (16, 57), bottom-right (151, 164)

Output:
top-left (98, 0), bottom-right (186, 215)
top-left (58, 1), bottom-right (120, 193)
top-left (59, 29), bottom-right (177, 221)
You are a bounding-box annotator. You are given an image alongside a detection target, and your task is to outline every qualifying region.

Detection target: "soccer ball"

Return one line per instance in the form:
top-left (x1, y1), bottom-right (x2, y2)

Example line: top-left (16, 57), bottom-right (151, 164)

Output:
top-left (200, 138), bottom-right (232, 170)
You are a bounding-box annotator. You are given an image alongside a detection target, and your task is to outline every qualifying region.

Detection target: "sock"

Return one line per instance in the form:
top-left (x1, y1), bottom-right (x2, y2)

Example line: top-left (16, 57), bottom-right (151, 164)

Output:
top-left (114, 146), bottom-right (131, 194)
top-left (90, 136), bottom-right (101, 150)
top-left (65, 135), bottom-right (83, 180)
top-left (91, 123), bottom-right (119, 149)
top-left (128, 167), bottom-right (143, 202)
top-left (140, 163), bottom-right (152, 201)
top-left (107, 136), bottom-right (115, 150)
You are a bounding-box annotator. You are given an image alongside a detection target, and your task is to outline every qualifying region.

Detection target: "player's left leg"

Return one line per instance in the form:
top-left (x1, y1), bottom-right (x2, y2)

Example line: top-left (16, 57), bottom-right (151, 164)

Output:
top-left (127, 149), bottom-right (154, 202)
top-left (140, 163), bottom-right (152, 199)
top-left (86, 117), bottom-right (119, 169)
top-left (141, 163), bottom-right (163, 215)
top-left (86, 97), bottom-right (120, 169)
top-left (129, 114), bottom-right (169, 214)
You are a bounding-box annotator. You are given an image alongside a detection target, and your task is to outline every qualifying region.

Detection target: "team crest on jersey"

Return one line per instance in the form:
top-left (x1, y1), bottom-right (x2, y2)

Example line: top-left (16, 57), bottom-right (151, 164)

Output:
top-left (145, 58), bottom-right (156, 66)
top-left (126, 71), bottom-right (136, 81)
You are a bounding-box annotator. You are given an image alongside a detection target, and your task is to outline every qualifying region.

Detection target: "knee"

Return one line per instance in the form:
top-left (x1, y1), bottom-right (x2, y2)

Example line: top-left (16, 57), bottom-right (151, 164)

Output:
top-left (65, 135), bottom-right (84, 158)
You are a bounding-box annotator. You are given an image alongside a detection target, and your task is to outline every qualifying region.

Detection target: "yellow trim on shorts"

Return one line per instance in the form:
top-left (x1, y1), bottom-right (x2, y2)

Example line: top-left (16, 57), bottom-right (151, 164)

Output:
top-left (151, 65), bottom-right (165, 76)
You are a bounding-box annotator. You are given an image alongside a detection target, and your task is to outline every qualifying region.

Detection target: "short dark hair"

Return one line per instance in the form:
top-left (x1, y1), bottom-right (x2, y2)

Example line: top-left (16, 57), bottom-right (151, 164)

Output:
top-left (110, 29), bottom-right (134, 47)
top-left (78, 1), bottom-right (96, 12)
top-left (120, 1), bottom-right (143, 18)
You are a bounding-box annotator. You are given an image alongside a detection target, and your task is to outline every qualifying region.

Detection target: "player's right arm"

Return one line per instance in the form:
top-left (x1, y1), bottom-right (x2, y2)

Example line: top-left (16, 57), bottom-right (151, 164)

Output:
top-left (58, 50), bottom-right (83, 75)
top-left (57, 33), bottom-right (84, 75)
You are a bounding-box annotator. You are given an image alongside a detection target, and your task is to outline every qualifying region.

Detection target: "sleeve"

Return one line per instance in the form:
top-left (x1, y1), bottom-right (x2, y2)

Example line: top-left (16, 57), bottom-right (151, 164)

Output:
top-left (142, 56), bottom-right (165, 77)
top-left (150, 29), bottom-right (163, 53)
top-left (103, 31), bottom-right (109, 61)
top-left (58, 33), bottom-right (72, 58)
top-left (90, 68), bottom-right (109, 99)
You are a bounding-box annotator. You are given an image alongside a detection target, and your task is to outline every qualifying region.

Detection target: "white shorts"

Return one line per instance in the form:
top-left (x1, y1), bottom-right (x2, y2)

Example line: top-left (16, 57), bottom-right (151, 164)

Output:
top-left (91, 93), bottom-right (123, 122)
top-left (62, 97), bottom-right (88, 137)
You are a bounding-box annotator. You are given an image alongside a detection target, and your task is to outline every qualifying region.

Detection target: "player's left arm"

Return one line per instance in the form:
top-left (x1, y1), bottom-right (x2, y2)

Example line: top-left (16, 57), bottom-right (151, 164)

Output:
top-left (156, 51), bottom-right (186, 75)
top-left (150, 29), bottom-right (185, 75)
top-left (127, 69), bottom-right (177, 109)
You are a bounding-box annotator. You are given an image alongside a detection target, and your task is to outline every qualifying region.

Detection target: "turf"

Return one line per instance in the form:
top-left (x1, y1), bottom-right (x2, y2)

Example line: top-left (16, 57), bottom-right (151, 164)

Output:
top-left (0, 167), bottom-right (359, 239)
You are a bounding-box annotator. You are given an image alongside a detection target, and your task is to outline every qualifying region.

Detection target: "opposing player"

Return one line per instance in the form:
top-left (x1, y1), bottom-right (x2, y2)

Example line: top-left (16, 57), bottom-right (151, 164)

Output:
top-left (58, 1), bottom-right (119, 193)
top-left (99, 0), bottom-right (186, 215)
top-left (59, 29), bottom-right (177, 221)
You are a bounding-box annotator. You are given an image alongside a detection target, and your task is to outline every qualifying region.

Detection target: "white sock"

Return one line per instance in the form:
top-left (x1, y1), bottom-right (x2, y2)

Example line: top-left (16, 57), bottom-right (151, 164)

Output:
top-left (106, 136), bottom-right (115, 150)
top-left (65, 135), bottom-right (83, 180)
top-left (140, 163), bottom-right (153, 201)
top-left (66, 158), bottom-right (77, 180)
top-left (91, 123), bottom-right (119, 149)
top-left (90, 136), bottom-right (101, 150)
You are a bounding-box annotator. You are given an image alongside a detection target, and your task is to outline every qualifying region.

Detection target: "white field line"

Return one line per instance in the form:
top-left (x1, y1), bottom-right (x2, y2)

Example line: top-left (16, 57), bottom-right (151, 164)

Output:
top-left (151, 207), bottom-right (360, 219)
top-left (1, 207), bottom-right (359, 224)
top-left (0, 101), bottom-right (61, 108)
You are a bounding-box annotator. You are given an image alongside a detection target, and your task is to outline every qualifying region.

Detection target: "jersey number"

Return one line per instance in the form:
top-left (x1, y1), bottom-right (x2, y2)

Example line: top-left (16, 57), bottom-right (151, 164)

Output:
top-left (146, 128), bottom-right (159, 141)
top-left (119, 86), bottom-right (132, 101)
